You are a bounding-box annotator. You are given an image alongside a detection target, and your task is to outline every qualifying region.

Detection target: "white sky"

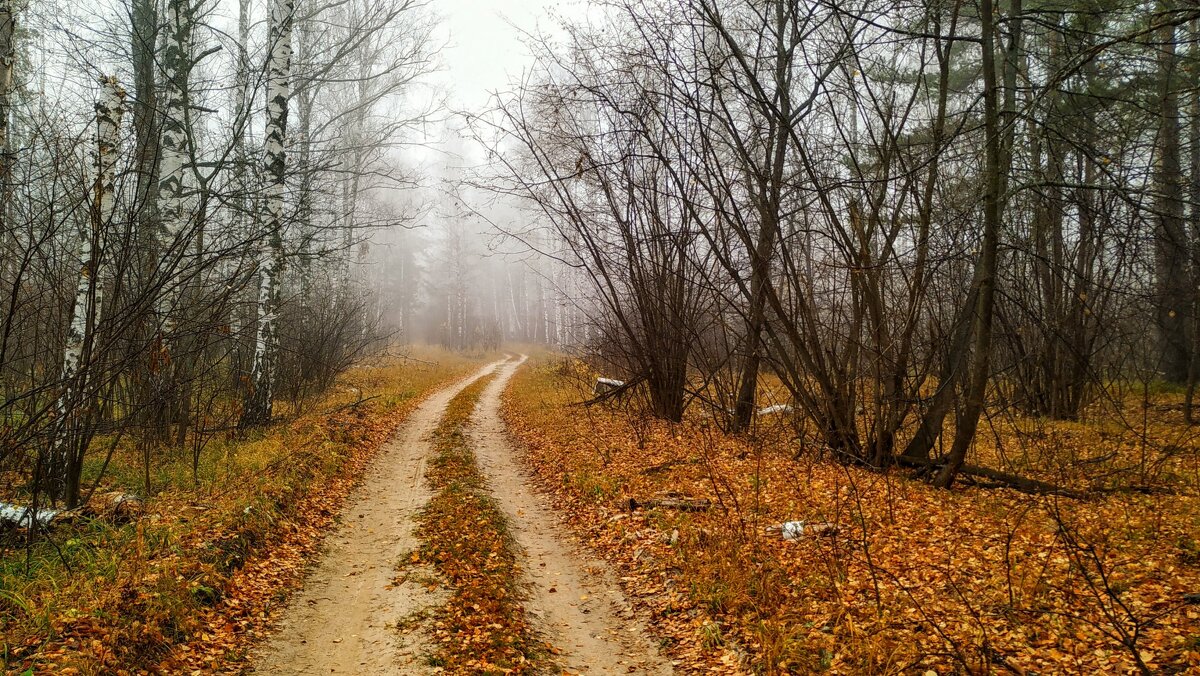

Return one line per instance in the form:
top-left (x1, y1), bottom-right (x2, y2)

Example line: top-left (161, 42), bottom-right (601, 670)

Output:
top-left (434, 0), bottom-right (578, 111)
top-left (401, 0), bottom-right (584, 170)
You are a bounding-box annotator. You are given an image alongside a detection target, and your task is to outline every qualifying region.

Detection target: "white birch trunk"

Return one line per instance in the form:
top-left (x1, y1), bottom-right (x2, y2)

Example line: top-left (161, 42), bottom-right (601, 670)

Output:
top-left (155, 0), bottom-right (195, 327)
top-left (54, 76), bottom-right (125, 501)
top-left (62, 77), bottom-right (125, 381)
top-left (0, 0), bottom-right (16, 265)
top-left (0, 0), bottom-right (13, 163)
top-left (243, 0), bottom-right (293, 426)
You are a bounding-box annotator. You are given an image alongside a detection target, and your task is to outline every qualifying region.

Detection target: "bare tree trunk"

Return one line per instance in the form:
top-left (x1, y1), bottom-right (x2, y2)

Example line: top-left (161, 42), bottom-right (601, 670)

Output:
top-left (129, 0), bottom-right (160, 262)
top-left (727, 0), bottom-right (790, 434)
top-left (156, 0), bottom-right (196, 316)
top-left (229, 0), bottom-right (252, 377)
top-left (144, 0), bottom-right (198, 444)
top-left (932, 0), bottom-right (1011, 488)
top-left (1155, 1), bottom-right (1191, 384)
top-left (242, 0), bottom-right (293, 427)
top-left (1186, 17), bottom-right (1200, 421)
top-left (0, 0), bottom-right (15, 261)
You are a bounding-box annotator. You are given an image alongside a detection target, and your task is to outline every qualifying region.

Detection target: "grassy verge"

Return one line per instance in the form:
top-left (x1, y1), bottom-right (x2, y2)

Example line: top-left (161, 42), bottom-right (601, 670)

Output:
top-left (503, 356), bottom-right (1200, 675)
top-left (0, 346), bottom-right (490, 675)
top-left (411, 368), bottom-right (545, 674)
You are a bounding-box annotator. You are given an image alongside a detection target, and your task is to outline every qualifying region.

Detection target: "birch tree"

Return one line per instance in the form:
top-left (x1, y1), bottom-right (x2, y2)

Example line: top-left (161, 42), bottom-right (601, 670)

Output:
top-left (156, 0), bottom-right (199, 324)
top-left (242, 0), bottom-right (293, 426)
top-left (0, 0), bottom-right (15, 248)
top-left (51, 76), bottom-right (125, 505)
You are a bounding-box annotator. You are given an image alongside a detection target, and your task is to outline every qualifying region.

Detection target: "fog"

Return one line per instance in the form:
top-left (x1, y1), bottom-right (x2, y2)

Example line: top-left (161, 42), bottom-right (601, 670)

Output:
top-left (5, 2), bottom-right (1200, 671)
top-left (368, 0), bottom-right (590, 348)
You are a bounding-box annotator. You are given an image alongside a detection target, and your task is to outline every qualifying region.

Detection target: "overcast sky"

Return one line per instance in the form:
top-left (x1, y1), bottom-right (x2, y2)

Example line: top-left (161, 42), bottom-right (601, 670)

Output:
top-left (401, 0), bottom-right (582, 170)
top-left (433, 0), bottom-right (583, 113)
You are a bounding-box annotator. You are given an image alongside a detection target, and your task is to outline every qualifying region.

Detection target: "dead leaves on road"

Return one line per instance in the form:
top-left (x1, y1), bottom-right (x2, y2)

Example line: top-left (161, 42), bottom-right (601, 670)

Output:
top-left (410, 375), bottom-right (546, 674)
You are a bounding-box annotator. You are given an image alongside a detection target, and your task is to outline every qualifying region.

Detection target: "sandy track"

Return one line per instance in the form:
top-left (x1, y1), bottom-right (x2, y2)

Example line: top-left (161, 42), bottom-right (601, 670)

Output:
top-left (471, 356), bottom-right (674, 675)
top-left (251, 360), bottom-right (504, 675)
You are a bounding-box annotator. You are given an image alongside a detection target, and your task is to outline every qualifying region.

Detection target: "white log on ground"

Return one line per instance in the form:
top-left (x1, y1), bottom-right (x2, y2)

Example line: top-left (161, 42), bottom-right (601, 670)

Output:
top-left (0, 503), bottom-right (60, 529)
top-left (594, 377), bottom-right (624, 395)
top-left (772, 521), bottom-right (838, 540)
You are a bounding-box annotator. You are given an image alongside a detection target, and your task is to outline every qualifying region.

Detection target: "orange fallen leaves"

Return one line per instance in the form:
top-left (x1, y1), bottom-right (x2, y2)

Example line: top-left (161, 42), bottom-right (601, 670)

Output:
top-left (411, 376), bottom-right (547, 674)
top-left (502, 359), bottom-right (1200, 675)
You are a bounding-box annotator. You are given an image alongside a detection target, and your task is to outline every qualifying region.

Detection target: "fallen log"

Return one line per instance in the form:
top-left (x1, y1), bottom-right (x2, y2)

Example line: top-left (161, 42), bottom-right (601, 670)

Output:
top-left (578, 375), bottom-right (646, 407)
top-left (0, 502), bottom-right (60, 529)
top-left (769, 521), bottom-right (838, 540)
top-left (593, 377), bottom-right (625, 395)
top-left (956, 464), bottom-right (1085, 498)
top-left (899, 457), bottom-right (1084, 498)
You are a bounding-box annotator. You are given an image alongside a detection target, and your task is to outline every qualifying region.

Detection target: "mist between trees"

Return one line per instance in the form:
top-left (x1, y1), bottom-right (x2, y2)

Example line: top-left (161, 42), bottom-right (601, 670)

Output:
top-left (0, 0), bottom-right (575, 517)
top-left (466, 0), bottom-right (1200, 490)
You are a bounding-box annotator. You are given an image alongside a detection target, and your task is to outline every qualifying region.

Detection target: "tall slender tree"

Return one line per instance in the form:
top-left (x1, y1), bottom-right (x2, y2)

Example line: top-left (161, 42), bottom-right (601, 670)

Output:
top-left (242, 0), bottom-right (294, 426)
top-left (52, 76), bottom-right (126, 505)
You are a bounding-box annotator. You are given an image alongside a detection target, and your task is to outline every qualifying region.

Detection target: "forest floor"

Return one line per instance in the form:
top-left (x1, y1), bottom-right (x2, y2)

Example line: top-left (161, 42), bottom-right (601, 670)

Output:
top-left (0, 347), bottom-right (491, 674)
top-left (10, 350), bottom-right (1200, 674)
top-left (503, 357), bottom-right (1200, 675)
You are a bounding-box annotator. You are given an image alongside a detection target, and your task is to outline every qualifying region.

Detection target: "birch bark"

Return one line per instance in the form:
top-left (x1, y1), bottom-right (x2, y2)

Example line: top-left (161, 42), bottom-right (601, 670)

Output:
top-left (156, 0), bottom-right (196, 327)
top-left (54, 77), bottom-right (125, 504)
top-left (0, 0), bottom-right (15, 259)
top-left (242, 0), bottom-right (293, 426)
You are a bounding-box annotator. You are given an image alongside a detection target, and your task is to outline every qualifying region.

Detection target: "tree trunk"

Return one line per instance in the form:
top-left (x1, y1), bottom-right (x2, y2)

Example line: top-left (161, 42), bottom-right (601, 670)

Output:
top-left (146, 0), bottom-right (196, 443)
top-left (732, 0), bottom-right (790, 434)
top-left (932, 0), bottom-right (1010, 488)
top-left (156, 0), bottom-right (195, 308)
top-left (1186, 17), bottom-right (1200, 421)
top-left (242, 0), bottom-right (294, 427)
top-left (229, 0), bottom-right (252, 380)
top-left (129, 0), bottom-right (160, 227)
top-left (0, 0), bottom-right (15, 262)
top-left (53, 77), bottom-right (125, 506)
top-left (1155, 3), bottom-right (1191, 384)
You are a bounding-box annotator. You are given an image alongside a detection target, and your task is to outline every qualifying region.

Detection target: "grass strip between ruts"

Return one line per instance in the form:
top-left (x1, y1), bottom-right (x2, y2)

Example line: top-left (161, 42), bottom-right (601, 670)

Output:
top-left (413, 370), bottom-right (546, 674)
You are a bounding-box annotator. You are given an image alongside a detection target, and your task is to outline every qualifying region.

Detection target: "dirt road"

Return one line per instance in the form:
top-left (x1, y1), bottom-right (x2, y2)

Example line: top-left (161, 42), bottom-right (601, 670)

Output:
top-left (251, 360), bottom-right (503, 674)
top-left (253, 355), bottom-right (671, 674)
top-left (470, 357), bottom-right (673, 675)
